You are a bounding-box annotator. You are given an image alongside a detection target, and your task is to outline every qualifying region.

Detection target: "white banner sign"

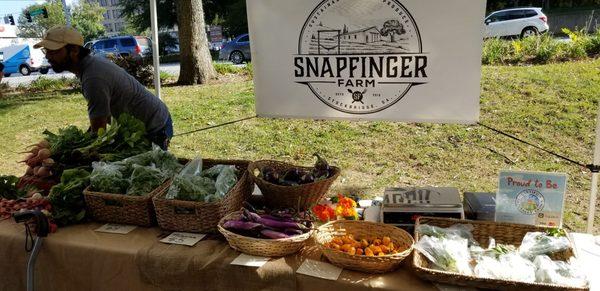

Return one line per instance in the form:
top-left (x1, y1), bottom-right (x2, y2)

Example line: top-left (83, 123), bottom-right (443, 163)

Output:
top-left (247, 0), bottom-right (486, 123)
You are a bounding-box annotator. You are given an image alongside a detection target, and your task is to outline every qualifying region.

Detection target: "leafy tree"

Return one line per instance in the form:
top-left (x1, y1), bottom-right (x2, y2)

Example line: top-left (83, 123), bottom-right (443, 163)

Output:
top-left (118, 0), bottom-right (248, 37)
top-left (118, 0), bottom-right (177, 33)
top-left (17, 0), bottom-right (105, 42)
top-left (380, 20), bottom-right (405, 43)
top-left (17, 0), bottom-right (67, 38)
top-left (72, 2), bottom-right (106, 42)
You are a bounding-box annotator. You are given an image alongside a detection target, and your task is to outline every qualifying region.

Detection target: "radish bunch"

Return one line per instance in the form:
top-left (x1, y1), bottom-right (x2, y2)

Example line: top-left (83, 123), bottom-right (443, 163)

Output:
top-left (20, 140), bottom-right (55, 179)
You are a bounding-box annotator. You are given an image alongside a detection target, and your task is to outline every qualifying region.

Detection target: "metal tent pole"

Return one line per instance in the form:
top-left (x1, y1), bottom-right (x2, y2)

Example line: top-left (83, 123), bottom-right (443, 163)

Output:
top-left (587, 105), bottom-right (600, 233)
top-left (149, 0), bottom-right (161, 99)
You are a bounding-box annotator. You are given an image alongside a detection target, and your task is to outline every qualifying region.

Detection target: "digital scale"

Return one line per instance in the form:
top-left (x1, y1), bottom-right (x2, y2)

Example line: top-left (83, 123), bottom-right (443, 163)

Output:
top-left (380, 187), bottom-right (464, 232)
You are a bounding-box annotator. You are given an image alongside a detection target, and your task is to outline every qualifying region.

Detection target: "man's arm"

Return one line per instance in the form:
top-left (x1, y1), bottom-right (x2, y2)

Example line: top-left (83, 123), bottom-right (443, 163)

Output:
top-left (89, 116), bottom-right (109, 133)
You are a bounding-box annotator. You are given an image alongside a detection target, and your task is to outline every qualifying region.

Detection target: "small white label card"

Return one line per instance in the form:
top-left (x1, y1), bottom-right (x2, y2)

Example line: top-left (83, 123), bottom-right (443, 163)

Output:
top-left (94, 223), bottom-right (137, 234)
top-left (160, 232), bottom-right (206, 246)
top-left (230, 253), bottom-right (271, 267)
top-left (296, 259), bottom-right (343, 281)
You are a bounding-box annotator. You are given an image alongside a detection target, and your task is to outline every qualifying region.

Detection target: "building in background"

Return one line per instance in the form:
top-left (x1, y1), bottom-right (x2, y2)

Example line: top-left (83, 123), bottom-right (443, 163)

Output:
top-left (487, 0), bottom-right (600, 34)
top-left (86, 0), bottom-right (126, 36)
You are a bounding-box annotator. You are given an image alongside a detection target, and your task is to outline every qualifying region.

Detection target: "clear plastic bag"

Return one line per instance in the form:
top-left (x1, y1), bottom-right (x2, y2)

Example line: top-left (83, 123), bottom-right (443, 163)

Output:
top-left (90, 161), bottom-right (129, 193)
top-left (415, 235), bottom-right (473, 275)
top-left (474, 252), bottom-right (536, 282)
top-left (534, 255), bottom-right (588, 288)
top-left (416, 224), bottom-right (478, 246)
top-left (518, 232), bottom-right (571, 259)
top-left (126, 164), bottom-right (168, 196)
top-left (213, 165), bottom-right (237, 198)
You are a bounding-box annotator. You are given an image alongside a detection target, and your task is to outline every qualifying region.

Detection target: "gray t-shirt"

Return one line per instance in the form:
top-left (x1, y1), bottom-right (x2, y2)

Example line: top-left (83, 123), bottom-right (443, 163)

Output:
top-left (79, 55), bottom-right (169, 134)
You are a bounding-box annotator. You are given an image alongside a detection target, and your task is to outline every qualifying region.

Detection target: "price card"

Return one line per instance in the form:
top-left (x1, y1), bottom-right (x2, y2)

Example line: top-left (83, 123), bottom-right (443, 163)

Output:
top-left (160, 232), bottom-right (206, 246)
top-left (94, 224), bottom-right (137, 234)
top-left (296, 259), bottom-right (343, 281)
top-left (230, 253), bottom-right (270, 267)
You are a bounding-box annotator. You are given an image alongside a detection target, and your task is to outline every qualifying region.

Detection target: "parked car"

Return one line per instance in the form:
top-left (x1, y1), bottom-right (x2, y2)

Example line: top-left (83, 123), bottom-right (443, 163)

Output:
top-left (91, 36), bottom-right (152, 58)
top-left (0, 43), bottom-right (50, 77)
top-left (218, 34), bottom-right (250, 64)
top-left (484, 8), bottom-right (549, 38)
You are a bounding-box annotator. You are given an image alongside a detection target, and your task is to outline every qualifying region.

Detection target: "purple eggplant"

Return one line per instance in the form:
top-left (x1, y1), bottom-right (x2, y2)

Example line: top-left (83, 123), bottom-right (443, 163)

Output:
top-left (223, 220), bottom-right (263, 231)
top-left (284, 228), bottom-right (304, 236)
top-left (260, 214), bottom-right (294, 222)
top-left (256, 217), bottom-right (308, 231)
top-left (242, 207), bottom-right (262, 222)
top-left (260, 229), bottom-right (289, 239)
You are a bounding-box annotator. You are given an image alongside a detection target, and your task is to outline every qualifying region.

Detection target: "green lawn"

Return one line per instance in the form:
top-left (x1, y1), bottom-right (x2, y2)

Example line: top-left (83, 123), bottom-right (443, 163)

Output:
top-left (1, 60), bottom-right (599, 233)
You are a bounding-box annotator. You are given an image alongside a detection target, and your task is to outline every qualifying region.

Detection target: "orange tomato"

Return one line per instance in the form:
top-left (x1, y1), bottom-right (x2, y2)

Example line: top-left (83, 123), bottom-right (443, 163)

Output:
top-left (341, 244), bottom-right (353, 252)
top-left (380, 245), bottom-right (390, 254)
top-left (373, 239), bottom-right (382, 246)
top-left (382, 236), bottom-right (391, 245)
top-left (360, 239), bottom-right (369, 248)
top-left (365, 248), bottom-right (374, 257)
top-left (378, 252), bottom-right (385, 257)
top-left (348, 247), bottom-right (356, 255)
top-left (356, 248), bottom-right (364, 256)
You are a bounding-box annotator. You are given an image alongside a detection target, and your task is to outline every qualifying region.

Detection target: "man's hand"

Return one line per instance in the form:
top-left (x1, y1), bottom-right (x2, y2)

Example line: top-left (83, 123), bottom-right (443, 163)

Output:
top-left (89, 116), bottom-right (110, 133)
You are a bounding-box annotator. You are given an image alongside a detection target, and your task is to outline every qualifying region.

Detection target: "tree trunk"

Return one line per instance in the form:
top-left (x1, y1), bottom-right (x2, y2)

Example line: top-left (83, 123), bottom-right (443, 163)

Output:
top-left (175, 0), bottom-right (216, 85)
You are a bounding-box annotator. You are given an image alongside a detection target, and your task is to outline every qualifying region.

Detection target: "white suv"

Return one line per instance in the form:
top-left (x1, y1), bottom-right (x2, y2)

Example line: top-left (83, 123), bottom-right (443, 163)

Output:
top-left (484, 8), bottom-right (549, 38)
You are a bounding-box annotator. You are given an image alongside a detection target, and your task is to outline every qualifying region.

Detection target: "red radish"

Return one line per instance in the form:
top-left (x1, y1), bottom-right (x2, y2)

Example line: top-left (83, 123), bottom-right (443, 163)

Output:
top-left (42, 158), bottom-right (55, 167)
top-left (36, 167), bottom-right (50, 178)
top-left (33, 166), bottom-right (41, 176)
top-left (36, 148), bottom-right (51, 160)
top-left (26, 166), bottom-right (34, 175)
top-left (37, 140), bottom-right (50, 149)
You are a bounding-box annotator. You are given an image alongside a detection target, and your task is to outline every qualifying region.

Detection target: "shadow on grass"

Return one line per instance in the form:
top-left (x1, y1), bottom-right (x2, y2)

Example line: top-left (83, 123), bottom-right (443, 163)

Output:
top-left (0, 88), bottom-right (81, 113)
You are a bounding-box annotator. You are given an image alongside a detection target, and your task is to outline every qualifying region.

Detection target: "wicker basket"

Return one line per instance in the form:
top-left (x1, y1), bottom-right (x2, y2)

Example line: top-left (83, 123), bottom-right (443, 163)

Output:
top-left (217, 211), bottom-right (311, 257)
top-left (413, 217), bottom-right (585, 291)
top-left (248, 160), bottom-right (340, 211)
top-left (83, 180), bottom-right (170, 227)
top-left (152, 159), bottom-right (253, 233)
top-left (314, 220), bottom-right (414, 273)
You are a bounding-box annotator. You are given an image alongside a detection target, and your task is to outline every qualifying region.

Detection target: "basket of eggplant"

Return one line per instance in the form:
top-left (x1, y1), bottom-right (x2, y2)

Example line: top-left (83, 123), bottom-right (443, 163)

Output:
top-left (248, 154), bottom-right (340, 211)
top-left (218, 206), bottom-right (312, 257)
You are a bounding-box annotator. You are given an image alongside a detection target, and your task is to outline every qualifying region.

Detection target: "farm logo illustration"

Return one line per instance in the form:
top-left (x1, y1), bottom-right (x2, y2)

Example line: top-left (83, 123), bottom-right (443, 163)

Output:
top-left (293, 0), bottom-right (429, 114)
top-left (515, 189), bottom-right (545, 215)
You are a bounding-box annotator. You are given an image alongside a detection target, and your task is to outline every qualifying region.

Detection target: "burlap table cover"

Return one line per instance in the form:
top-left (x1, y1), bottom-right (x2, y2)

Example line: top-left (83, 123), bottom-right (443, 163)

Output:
top-left (0, 220), bottom-right (436, 291)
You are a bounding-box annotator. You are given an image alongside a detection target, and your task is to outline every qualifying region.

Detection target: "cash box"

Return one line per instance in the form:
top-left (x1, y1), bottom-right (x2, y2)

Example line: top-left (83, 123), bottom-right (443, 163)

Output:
top-left (380, 187), bottom-right (464, 232)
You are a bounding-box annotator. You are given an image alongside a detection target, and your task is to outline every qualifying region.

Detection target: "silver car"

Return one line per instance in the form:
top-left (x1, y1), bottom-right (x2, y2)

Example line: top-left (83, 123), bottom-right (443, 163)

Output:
top-left (218, 34), bottom-right (251, 64)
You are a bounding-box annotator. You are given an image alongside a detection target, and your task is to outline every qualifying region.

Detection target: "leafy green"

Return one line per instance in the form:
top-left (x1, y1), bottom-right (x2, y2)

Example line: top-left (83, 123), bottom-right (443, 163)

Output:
top-left (546, 228), bottom-right (567, 238)
top-left (126, 165), bottom-right (168, 196)
top-left (43, 126), bottom-right (94, 165)
top-left (166, 163), bottom-right (238, 202)
top-left (0, 175), bottom-right (27, 200)
top-left (167, 175), bottom-right (216, 201)
top-left (89, 162), bottom-right (129, 194)
top-left (89, 147), bottom-right (180, 196)
top-left (74, 114), bottom-right (151, 162)
top-left (48, 169), bottom-right (91, 226)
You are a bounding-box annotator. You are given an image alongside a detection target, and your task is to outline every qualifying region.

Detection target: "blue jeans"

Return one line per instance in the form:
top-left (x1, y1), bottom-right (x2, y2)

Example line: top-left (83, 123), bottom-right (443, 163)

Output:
top-left (149, 115), bottom-right (173, 150)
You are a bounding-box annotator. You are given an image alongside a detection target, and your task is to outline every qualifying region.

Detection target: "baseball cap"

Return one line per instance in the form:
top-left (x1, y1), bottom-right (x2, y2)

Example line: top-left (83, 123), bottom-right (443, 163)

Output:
top-left (34, 26), bottom-right (84, 50)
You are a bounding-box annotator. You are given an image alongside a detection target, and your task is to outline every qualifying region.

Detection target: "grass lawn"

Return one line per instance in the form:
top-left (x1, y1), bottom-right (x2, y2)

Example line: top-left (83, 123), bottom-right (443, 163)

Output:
top-left (1, 60), bottom-right (599, 233)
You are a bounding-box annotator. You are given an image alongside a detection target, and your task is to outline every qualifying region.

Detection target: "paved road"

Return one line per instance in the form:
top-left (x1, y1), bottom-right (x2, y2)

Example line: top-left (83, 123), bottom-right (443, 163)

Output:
top-left (2, 61), bottom-right (245, 87)
top-left (2, 62), bottom-right (183, 87)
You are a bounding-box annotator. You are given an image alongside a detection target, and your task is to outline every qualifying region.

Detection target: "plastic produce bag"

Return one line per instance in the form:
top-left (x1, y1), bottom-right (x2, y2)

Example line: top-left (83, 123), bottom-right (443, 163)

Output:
top-left (534, 255), bottom-right (588, 288)
top-left (165, 158), bottom-right (203, 200)
top-left (474, 252), bottom-right (536, 282)
top-left (415, 235), bottom-right (473, 275)
top-left (519, 232), bottom-right (571, 259)
top-left (90, 161), bottom-right (129, 193)
top-left (126, 164), bottom-right (168, 196)
top-left (213, 165), bottom-right (237, 198)
top-left (416, 224), bottom-right (478, 246)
